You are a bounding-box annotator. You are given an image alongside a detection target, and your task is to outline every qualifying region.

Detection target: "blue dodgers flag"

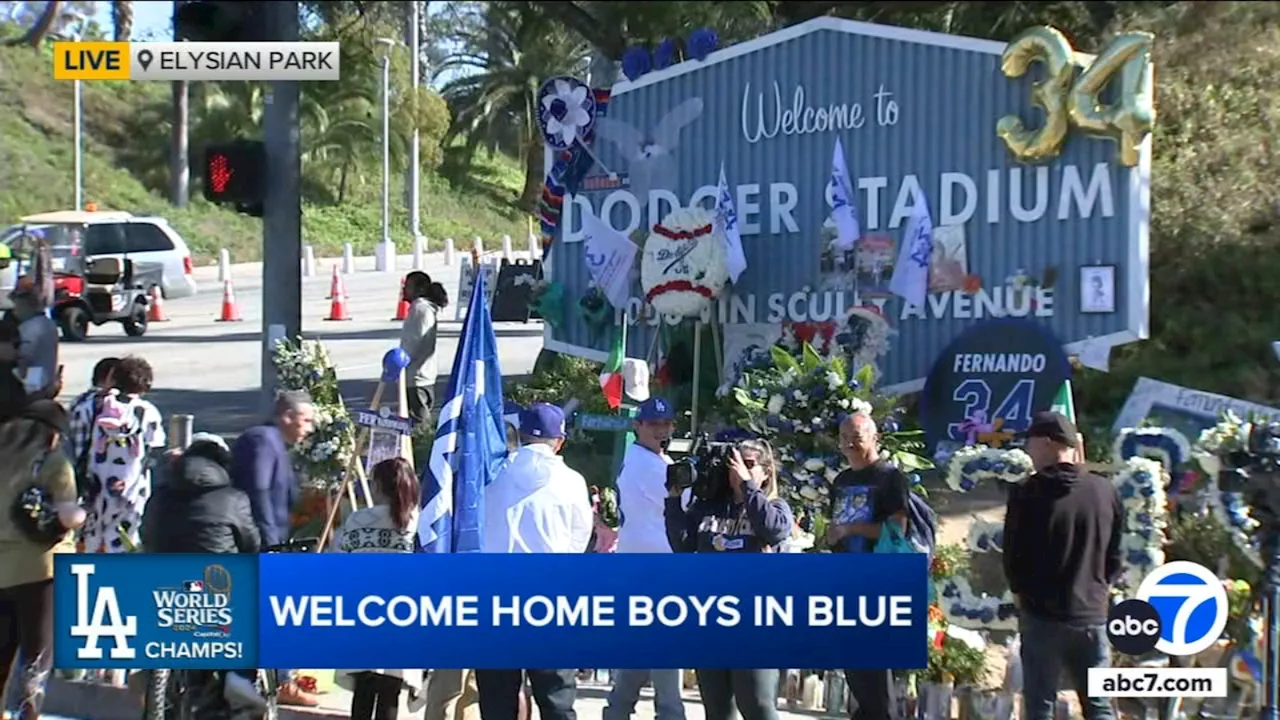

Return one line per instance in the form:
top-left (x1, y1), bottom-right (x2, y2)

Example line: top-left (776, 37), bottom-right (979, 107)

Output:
top-left (52, 554), bottom-right (258, 670)
top-left (418, 269), bottom-right (508, 553)
top-left (257, 553), bottom-right (928, 670)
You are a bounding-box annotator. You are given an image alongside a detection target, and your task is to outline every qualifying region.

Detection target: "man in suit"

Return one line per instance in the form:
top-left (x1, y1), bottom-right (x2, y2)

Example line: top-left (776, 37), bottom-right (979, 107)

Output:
top-left (231, 389), bottom-right (317, 707)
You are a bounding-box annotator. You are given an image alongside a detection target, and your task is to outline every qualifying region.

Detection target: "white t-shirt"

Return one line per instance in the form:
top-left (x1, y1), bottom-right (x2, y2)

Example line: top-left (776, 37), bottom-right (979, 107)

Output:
top-left (483, 444), bottom-right (593, 554)
top-left (615, 443), bottom-right (673, 554)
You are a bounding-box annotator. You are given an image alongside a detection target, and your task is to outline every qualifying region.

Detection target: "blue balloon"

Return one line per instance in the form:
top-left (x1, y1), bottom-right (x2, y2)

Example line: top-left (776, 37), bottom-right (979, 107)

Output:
top-left (621, 47), bottom-right (652, 81)
top-left (381, 347), bottom-right (411, 383)
top-left (687, 28), bottom-right (719, 61)
top-left (654, 38), bottom-right (678, 70)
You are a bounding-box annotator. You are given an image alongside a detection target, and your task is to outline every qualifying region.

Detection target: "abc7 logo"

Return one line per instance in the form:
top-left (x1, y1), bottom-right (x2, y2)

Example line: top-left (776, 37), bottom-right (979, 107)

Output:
top-left (1106, 600), bottom-right (1163, 655)
top-left (1110, 561), bottom-right (1231, 656)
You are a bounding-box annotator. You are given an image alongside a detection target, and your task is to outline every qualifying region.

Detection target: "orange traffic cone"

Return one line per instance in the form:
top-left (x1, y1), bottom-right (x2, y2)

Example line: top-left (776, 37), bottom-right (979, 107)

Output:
top-left (327, 264), bottom-right (340, 299)
top-left (147, 285), bottom-right (169, 322)
top-left (325, 272), bottom-right (352, 321)
top-left (216, 280), bottom-right (242, 322)
top-left (392, 277), bottom-right (410, 321)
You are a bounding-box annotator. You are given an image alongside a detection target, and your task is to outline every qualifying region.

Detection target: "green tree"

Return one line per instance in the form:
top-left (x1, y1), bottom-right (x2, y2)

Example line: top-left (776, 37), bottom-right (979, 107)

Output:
top-left (437, 1), bottom-right (588, 210)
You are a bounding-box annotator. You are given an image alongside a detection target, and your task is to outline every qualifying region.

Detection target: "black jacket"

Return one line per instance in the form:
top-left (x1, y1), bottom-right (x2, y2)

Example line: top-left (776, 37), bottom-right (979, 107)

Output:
top-left (1003, 462), bottom-right (1123, 624)
top-left (142, 454), bottom-right (261, 554)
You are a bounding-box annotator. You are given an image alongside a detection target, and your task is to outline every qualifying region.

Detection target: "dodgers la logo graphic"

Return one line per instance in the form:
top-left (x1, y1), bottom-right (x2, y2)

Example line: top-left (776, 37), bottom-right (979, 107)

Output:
top-left (69, 563), bottom-right (138, 660)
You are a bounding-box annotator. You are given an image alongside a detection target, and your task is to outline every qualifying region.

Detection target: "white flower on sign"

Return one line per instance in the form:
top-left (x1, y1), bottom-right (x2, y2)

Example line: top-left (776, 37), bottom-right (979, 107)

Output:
top-left (542, 79), bottom-right (592, 147)
top-left (826, 371), bottom-right (843, 390)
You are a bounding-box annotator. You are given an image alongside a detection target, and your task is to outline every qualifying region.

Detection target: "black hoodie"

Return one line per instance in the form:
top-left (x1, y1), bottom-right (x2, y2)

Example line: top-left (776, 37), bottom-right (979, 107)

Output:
top-left (1003, 462), bottom-right (1123, 625)
top-left (142, 453), bottom-right (261, 554)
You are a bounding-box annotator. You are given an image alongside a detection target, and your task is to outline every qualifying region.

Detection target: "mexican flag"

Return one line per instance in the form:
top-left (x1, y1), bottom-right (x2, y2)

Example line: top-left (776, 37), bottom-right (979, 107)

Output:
top-left (600, 323), bottom-right (626, 409)
top-left (1049, 380), bottom-right (1076, 422)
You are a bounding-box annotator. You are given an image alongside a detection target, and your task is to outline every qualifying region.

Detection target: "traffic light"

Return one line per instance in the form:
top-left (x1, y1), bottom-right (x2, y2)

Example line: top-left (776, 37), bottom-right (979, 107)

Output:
top-left (174, 1), bottom-right (265, 43)
top-left (204, 141), bottom-right (265, 216)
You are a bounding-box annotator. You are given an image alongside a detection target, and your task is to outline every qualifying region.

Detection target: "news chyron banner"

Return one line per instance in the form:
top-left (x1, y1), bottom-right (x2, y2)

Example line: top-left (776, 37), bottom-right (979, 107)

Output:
top-left (52, 42), bottom-right (340, 82)
top-left (53, 554), bottom-right (928, 670)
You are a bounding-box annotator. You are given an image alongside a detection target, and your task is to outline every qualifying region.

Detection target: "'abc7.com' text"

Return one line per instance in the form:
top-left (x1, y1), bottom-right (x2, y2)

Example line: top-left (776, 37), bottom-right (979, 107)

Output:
top-left (1088, 562), bottom-right (1233, 699)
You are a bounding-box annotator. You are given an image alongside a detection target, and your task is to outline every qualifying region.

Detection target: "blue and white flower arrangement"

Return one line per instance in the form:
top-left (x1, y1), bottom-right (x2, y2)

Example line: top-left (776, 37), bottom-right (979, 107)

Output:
top-left (945, 446), bottom-right (1034, 492)
top-left (1193, 412), bottom-right (1263, 568)
top-left (728, 343), bottom-right (930, 519)
top-left (1112, 427), bottom-right (1192, 473)
top-left (966, 519), bottom-right (1003, 554)
top-left (937, 576), bottom-right (1017, 631)
top-left (1111, 457), bottom-right (1170, 589)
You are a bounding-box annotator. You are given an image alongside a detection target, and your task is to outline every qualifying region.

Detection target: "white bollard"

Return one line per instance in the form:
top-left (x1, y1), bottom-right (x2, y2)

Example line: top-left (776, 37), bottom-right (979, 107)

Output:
top-left (378, 241), bottom-right (396, 273)
top-left (528, 233), bottom-right (540, 260)
top-left (412, 236), bottom-right (425, 270)
top-left (342, 243), bottom-right (355, 274)
top-left (301, 245), bottom-right (316, 277)
top-left (218, 248), bottom-right (231, 282)
top-left (472, 236), bottom-right (484, 257)
top-left (501, 234), bottom-right (513, 261)
top-left (444, 237), bottom-right (455, 266)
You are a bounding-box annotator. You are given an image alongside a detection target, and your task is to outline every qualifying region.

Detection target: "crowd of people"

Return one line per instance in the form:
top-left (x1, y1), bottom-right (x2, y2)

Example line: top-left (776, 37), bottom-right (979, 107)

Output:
top-left (0, 262), bottom-right (1127, 720)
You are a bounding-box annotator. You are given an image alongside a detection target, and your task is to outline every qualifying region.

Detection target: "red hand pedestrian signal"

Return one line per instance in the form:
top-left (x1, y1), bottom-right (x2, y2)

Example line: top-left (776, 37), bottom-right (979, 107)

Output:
top-left (202, 141), bottom-right (263, 207)
top-left (208, 153), bottom-right (233, 195)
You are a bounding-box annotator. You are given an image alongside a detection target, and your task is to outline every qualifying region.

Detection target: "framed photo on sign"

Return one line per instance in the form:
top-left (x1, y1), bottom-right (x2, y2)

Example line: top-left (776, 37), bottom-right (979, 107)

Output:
top-left (1079, 265), bottom-right (1116, 314)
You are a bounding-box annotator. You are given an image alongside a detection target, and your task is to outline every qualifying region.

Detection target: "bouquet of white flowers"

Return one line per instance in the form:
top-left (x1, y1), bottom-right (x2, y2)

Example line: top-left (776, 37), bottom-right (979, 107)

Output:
top-left (271, 337), bottom-right (357, 491)
top-left (728, 343), bottom-right (931, 520)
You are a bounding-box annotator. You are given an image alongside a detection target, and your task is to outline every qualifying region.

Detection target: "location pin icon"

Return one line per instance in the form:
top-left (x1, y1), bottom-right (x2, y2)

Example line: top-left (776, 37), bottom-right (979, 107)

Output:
top-left (138, 49), bottom-right (154, 71)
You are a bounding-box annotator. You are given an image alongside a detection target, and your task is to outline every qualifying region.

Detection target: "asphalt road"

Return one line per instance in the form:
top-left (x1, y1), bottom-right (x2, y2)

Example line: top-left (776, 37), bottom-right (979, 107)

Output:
top-left (53, 251), bottom-right (546, 435)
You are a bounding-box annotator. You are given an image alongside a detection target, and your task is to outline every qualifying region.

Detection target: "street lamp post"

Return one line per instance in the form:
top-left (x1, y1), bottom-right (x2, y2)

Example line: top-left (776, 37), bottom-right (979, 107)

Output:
top-left (69, 19), bottom-right (87, 210)
top-left (376, 37), bottom-right (396, 272)
top-left (408, 1), bottom-right (422, 248)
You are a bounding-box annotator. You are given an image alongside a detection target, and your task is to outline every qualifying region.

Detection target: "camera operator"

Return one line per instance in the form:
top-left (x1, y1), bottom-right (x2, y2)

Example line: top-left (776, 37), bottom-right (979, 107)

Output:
top-left (605, 397), bottom-right (685, 720)
top-left (664, 438), bottom-right (792, 720)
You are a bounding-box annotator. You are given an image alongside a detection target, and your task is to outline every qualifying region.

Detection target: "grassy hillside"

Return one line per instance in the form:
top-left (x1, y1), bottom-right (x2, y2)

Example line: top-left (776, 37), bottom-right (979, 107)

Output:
top-left (0, 43), bottom-right (530, 263)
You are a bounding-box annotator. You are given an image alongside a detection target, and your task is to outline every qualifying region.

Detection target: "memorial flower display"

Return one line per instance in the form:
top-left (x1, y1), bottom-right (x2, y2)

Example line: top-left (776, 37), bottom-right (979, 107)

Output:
top-left (639, 206), bottom-right (729, 319)
top-left (937, 448), bottom-right (1171, 627)
top-left (945, 446), bottom-right (1034, 491)
top-left (728, 343), bottom-right (930, 519)
top-left (1112, 427), bottom-right (1192, 473)
top-left (1194, 412), bottom-right (1263, 568)
top-left (1111, 457), bottom-right (1170, 590)
top-left (271, 337), bottom-right (357, 491)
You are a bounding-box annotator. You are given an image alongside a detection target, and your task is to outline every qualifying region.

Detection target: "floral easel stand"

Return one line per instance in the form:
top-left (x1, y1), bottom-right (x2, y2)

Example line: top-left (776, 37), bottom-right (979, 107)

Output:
top-left (316, 348), bottom-right (413, 551)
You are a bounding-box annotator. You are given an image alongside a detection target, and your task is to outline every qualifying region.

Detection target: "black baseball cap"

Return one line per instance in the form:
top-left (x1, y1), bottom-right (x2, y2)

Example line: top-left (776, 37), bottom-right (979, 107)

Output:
top-left (21, 399), bottom-right (68, 434)
top-left (1023, 411), bottom-right (1079, 448)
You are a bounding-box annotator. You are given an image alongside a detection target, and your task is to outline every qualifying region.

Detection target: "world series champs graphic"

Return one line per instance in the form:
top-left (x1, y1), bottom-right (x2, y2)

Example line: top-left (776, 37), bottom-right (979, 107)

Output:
top-left (53, 554), bottom-right (259, 670)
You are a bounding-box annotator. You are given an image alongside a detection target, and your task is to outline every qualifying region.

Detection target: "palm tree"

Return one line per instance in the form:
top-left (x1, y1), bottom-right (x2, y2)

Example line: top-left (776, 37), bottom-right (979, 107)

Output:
top-left (6, 0), bottom-right (61, 47)
top-left (112, 0), bottom-right (133, 40)
top-left (437, 1), bottom-right (588, 209)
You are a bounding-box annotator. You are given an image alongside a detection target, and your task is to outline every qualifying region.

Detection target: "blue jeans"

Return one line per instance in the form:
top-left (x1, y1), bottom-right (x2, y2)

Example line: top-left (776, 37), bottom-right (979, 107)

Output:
top-left (1019, 612), bottom-right (1115, 720)
top-left (604, 669), bottom-right (685, 720)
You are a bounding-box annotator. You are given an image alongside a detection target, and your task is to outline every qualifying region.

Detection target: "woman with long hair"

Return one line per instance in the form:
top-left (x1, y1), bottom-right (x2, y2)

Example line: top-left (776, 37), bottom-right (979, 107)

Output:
top-left (400, 272), bottom-right (450, 426)
top-left (335, 458), bottom-right (424, 720)
top-left (663, 438), bottom-right (792, 720)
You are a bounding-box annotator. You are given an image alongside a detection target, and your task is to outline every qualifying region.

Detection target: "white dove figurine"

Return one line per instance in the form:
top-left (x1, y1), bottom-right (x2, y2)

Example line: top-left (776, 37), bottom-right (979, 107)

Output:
top-left (593, 98), bottom-right (705, 199)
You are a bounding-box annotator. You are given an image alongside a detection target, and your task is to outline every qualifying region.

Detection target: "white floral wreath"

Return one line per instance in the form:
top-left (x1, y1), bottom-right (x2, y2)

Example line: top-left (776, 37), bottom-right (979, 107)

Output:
top-left (1112, 427), bottom-right (1192, 473)
top-left (639, 206), bottom-right (728, 319)
top-left (938, 449), bottom-right (1170, 629)
top-left (1193, 412), bottom-right (1263, 568)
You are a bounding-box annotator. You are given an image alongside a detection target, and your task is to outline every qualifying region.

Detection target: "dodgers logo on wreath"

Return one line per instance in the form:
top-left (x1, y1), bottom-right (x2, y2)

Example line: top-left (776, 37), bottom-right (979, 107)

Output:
top-left (54, 554), bottom-right (259, 670)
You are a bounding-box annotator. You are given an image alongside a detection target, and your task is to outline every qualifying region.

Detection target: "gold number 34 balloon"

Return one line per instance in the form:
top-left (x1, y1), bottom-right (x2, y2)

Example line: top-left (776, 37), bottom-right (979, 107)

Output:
top-left (996, 27), bottom-right (1155, 167)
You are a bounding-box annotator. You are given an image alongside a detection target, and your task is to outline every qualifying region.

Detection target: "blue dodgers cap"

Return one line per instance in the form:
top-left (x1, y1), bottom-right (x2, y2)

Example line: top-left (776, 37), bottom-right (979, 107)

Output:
top-left (520, 403), bottom-right (566, 439)
top-left (636, 397), bottom-right (675, 422)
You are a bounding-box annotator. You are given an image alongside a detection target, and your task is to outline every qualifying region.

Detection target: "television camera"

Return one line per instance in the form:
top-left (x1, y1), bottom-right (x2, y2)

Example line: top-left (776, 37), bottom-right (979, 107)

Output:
top-left (665, 434), bottom-right (736, 503)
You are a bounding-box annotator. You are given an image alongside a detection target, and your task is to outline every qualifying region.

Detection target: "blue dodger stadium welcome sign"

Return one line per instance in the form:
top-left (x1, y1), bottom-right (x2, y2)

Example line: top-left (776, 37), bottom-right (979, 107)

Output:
top-left (54, 553), bottom-right (928, 670)
top-left (545, 16), bottom-right (1150, 393)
